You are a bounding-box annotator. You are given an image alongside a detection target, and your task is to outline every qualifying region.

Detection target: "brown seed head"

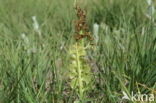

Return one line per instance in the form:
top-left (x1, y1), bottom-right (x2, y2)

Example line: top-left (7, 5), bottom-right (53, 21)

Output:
top-left (74, 5), bottom-right (93, 41)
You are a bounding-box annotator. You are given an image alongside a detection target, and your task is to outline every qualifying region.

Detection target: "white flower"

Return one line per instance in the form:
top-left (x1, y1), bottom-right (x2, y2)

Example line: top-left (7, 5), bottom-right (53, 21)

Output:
top-left (93, 23), bottom-right (99, 44)
top-left (147, 0), bottom-right (152, 5)
top-left (32, 16), bottom-right (41, 36)
top-left (146, 0), bottom-right (155, 19)
top-left (148, 5), bottom-right (155, 15)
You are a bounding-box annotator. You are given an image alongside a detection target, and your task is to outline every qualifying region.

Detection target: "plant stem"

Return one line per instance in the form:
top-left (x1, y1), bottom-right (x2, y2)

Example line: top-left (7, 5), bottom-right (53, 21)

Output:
top-left (76, 42), bottom-right (83, 99)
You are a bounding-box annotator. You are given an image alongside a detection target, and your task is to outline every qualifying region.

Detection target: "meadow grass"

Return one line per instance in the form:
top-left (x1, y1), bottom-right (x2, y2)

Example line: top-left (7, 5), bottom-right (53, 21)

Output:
top-left (0, 0), bottom-right (156, 103)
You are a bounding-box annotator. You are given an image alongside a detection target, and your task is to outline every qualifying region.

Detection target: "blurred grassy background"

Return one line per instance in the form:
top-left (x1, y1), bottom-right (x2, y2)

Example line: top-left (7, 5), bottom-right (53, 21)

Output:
top-left (0, 0), bottom-right (156, 103)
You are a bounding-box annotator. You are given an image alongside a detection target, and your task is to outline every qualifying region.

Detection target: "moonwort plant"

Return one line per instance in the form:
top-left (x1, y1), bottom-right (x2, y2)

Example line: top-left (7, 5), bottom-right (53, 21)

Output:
top-left (68, 5), bottom-right (94, 102)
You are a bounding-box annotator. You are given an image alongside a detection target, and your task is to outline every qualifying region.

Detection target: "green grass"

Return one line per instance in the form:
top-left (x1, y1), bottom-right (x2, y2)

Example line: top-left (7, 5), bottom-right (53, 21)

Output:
top-left (0, 0), bottom-right (156, 103)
